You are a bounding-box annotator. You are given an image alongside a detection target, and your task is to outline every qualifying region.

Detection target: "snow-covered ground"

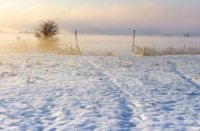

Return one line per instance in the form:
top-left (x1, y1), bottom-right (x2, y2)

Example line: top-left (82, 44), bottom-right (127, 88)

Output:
top-left (0, 54), bottom-right (200, 130)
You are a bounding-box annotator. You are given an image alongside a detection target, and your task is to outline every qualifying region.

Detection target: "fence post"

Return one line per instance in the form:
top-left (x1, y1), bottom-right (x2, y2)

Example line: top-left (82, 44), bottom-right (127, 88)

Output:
top-left (183, 45), bottom-right (185, 54)
top-left (143, 46), bottom-right (146, 56)
top-left (133, 29), bottom-right (135, 45)
top-left (75, 30), bottom-right (81, 54)
top-left (132, 29), bottom-right (135, 51)
top-left (75, 30), bottom-right (78, 49)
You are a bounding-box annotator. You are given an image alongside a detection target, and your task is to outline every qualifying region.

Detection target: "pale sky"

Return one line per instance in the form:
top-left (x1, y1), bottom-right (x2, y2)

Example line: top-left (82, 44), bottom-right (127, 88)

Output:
top-left (0, 0), bottom-right (200, 35)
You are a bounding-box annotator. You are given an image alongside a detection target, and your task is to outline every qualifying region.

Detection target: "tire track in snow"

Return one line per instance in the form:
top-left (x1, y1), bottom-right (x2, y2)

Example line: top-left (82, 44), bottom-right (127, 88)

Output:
top-left (92, 57), bottom-right (153, 127)
top-left (89, 57), bottom-right (148, 115)
top-left (169, 62), bottom-right (200, 88)
top-left (85, 56), bottom-right (146, 129)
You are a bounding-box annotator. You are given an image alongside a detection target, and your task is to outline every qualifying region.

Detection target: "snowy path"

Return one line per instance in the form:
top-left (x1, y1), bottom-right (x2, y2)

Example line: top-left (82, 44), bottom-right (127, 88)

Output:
top-left (0, 54), bottom-right (200, 130)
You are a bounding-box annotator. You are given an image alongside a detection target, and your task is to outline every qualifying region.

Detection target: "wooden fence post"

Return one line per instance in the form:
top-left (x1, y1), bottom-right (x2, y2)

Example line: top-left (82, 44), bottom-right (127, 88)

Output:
top-left (75, 30), bottom-right (78, 49)
top-left (75, 30), bottom-right (81, 55)
top-left (143, 46), bottom-right (146, 56)
top-left (183, 45), bottom-right (185, 54)
top-left (132, 29), bottom-right (135, 51)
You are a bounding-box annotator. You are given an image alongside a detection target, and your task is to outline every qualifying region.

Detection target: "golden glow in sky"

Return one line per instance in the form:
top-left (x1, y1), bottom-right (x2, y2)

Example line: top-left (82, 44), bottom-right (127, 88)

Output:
top-left (0, 0), bottom-right (199, 35)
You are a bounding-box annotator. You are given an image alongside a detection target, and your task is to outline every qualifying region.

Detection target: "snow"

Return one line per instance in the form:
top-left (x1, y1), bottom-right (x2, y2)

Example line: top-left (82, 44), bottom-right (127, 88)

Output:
top-left (0, 54), bottom-right (200, 130)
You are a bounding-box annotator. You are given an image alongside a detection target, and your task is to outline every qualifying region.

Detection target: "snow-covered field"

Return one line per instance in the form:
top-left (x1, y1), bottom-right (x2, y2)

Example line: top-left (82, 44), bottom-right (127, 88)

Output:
top-left (0, 54), bottom-right (200, 130)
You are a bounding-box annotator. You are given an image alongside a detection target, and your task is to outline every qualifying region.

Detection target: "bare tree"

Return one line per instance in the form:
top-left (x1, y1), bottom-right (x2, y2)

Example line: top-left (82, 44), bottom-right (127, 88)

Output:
top-left (35, 20), bottom-right (59, 39)
top-left (35, 20), bottom-right (60, 52)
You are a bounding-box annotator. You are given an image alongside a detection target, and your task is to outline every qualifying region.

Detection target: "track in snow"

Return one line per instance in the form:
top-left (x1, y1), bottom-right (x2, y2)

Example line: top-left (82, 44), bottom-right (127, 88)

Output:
top-left (0, 54), bottom-right (200, 130)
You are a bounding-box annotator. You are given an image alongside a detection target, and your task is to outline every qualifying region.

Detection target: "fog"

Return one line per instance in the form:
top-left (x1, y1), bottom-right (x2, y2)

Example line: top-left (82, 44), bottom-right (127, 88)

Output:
top-left (0, 32), bottom-right (200, 56)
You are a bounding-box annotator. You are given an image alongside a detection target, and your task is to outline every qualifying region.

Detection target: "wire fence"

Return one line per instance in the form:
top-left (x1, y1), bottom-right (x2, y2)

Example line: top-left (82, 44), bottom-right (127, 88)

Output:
top-left (132, 44), bottom-right (200, 56)
top-left (0, 32), bottom-right (200, 56)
